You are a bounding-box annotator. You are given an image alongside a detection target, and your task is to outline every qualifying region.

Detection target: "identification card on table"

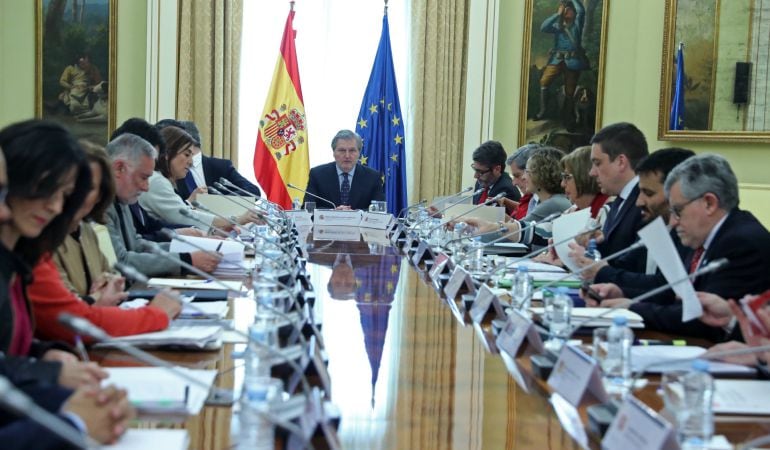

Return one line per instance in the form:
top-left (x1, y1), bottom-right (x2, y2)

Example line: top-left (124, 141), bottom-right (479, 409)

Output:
top-left (469, 284), bottom-right (504, 323)
top-left (547, 344), bottom-right (608, 407)
top-left (602, 395), bottom-right (679, 450)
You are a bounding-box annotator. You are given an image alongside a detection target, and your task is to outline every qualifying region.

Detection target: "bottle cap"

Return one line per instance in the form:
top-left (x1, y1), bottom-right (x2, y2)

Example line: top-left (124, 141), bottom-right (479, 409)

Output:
top-left (612, 316), bottom-right (628, 326)
top-left (516, 265), bottom-right (528, 273)
top-left (691, 359), bottom-right (710, 372)
top-left (555, 286), bottom-right (570, 295)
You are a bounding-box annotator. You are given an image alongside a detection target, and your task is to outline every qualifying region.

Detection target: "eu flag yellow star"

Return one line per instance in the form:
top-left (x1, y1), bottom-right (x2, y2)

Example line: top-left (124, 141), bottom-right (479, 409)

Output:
top-left (360, 155), bottom-right (368, 165)
top-left (369, 104), bottom-right (378, 114)
top-left (390, 264), bottom-right (398, 274)
top-left (390, 153), bottom-right (398, 163)
top-left (393, 133), bottom-right (403, 145)
top-left (391, 116), bottom-right (400, 126)
top-left (380, 98), bottom-right (385, 105)
top-left (358, 118), bottom-right (368, 128)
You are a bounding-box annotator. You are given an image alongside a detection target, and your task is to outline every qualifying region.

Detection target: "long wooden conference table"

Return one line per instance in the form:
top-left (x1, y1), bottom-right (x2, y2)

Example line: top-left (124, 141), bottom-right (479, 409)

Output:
top-left (92, 230), bottom-right (770, 449)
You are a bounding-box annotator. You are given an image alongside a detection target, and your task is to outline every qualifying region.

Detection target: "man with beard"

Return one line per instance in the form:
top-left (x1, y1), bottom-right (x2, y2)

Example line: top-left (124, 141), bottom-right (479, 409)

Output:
top-left (574, 148), bottom-right (694, 283)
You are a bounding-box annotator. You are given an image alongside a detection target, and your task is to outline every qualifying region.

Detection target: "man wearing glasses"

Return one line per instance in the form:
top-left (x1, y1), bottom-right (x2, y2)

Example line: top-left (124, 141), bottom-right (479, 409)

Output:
top-left (303, 129), bottom-right (384, 211)
top-left (586, 154), bottom-right (770, 341)
top-left (470, 141), bottom-right (520, 215)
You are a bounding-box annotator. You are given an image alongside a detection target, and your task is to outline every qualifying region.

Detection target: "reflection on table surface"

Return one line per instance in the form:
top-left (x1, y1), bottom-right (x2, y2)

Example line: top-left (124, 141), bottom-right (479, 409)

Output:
top-left (94, 230), bottom-right (770, 450)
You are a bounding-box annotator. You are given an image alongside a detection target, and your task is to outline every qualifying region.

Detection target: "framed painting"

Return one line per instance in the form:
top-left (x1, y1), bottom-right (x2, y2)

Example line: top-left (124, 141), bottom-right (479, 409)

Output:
top-left (518, 0), bottom-right (609, 150)
top-left (658, 0), bottom-right (770, 142)
top-left (35, 0), bottom-right (116, 145)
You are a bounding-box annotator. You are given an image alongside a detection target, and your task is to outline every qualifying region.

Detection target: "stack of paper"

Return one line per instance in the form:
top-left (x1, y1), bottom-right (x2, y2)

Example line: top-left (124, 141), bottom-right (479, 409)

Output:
top-left (713, 380), bottom-right (770, 414)
top-left (529, 307), bottom-right (645, 328)
top-left (97, 326), bottom-right (223, 350)
top-left (105, 429), bottom-right (189, 450)
top-left (179, 301), bottom-right (229, 319)
top-left (105, 367), bottom-right (217, 415)
top-left (631, 346), bottom-right (756, 374)
top-left (169, 236), bottom-right (247, 276)
top-left (148, 277), bottom-right (244, 293)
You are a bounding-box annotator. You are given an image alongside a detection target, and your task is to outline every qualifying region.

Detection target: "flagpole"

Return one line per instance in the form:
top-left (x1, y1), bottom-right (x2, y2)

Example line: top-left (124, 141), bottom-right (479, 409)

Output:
top-left (290, 0), bottom-right (294, 11)
top-left (384, 0), bottom-right (388, 15)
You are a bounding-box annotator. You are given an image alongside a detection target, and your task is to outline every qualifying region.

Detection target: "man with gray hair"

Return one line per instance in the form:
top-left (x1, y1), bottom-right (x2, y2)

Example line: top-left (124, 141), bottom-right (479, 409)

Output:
top-left (593, 154), bottom-right (770, 341)
top-left (302, 129), bottom-right (384, 210)
top-left (106, 133), bottom-right (220, 277)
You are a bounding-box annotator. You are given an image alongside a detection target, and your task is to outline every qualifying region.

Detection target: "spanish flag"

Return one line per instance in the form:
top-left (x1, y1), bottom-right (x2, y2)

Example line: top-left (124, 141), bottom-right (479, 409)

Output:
top-left (252, 4), bottom-right (309, 209)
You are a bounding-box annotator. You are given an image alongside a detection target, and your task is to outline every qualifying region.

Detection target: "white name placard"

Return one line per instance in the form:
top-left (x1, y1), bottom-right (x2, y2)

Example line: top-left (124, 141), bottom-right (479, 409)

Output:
top-left (429, 252), bottom-right (451, 280)
top-left (411, 240), bottom-right (431, 266)
top-left (313, 209), bottom-right (363, 226)
top-left (285, 210), bottom-right (313, 226)
top-left (550, 392), bottom-right (590, 450)
top-left (602, 395), bottom-right (678, 450)
top-left (360, 212), bottom-right (394, 229)
top-left (547, 345), bottom-right (608, 407)
top-left (496, 309), bottom-right (544, 357)
top-left (444, 266), bottom-right (476, 300)
top-left (312, 225), bottom-right (361, 242)
top-left (469, 284), bottom-right (505, 323)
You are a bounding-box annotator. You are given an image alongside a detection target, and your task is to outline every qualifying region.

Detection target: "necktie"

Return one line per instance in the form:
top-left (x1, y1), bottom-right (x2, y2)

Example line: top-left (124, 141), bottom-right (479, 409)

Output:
top-left (184, 170), bottom-right (197, 193)
top-left (689, 246), bottom-right (705, 274)
top-left (603, 195), bottom-right (623, 234)
top-left (340, 172), bottom-right (351, 206)
top-left (478, 187), bottom-right (489, 204)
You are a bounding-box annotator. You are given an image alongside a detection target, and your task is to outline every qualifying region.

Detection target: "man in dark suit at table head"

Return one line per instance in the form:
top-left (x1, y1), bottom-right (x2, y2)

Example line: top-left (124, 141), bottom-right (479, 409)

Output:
top-left (156, 120), bottom-right (262, 200)
top-left (588, 122), bottom-right (649, 256)
top-left (471, 141), bottom-right (520, 215)
top-left (303, 129), bottom-right (384, 211)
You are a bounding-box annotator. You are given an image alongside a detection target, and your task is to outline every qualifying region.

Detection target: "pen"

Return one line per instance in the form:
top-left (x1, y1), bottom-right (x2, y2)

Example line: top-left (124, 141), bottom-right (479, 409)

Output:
top-left (74, 335), bottom-right (90, 362)
top-left (637, 339), bottom-right (687, 346)
top-left (215, 241), bottom-right (223, 253)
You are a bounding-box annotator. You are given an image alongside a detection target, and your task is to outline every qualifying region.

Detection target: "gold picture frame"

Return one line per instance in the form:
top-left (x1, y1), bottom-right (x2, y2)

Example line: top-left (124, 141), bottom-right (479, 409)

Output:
top-left (658, 0), bottom-right (770, 143)
top-left (35, 0), bottom-right (117, 145)
top-left (518, 0), bottom-right (609, 150)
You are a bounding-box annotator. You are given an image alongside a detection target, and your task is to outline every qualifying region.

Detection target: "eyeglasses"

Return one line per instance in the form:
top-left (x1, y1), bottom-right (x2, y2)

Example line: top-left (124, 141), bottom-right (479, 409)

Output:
top-left (560, 172), bottom-right (574, 181)
top-left (334, 148), bottom-right (359, 155)
top-left (669, 195), bottom-right (702, 219)
top-left (470, 164), bottom-right (492, 175)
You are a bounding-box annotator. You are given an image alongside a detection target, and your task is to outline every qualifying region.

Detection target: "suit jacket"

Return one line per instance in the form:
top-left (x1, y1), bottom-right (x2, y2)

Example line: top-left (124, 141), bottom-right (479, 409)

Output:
top-left (176, 155), bottom-right (262, 198)
top-left (594, 229), bottom-right (688, 295)
top-left (106, 202), bottom-right (183, 277)
top-left (473, 172), bottom-right (521, 215)
top-left (630, 209), bottom-right (770, 341)
top-left (139, 172), bottom-right (216, 229)
top-left (53, 223), bottom-right (110, 297)
top-left (598, 184), bottom-right (644, 258)
top-left (303, 162), bottom-right (384, 211)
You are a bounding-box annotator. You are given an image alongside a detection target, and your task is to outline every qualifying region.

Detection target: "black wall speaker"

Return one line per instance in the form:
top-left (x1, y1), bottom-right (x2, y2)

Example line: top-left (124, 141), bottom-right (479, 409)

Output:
top-left (734, 62), bottom-right (751, 104)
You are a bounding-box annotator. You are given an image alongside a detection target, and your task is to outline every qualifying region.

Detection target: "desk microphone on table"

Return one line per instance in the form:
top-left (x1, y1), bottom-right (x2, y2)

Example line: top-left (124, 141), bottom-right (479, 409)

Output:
top-left (396, 198), bottom-right (427, 219)
top-left (209, 184), bottom-right (284, 231)
top-left (443, 211), bottom-right (563, 248)
top-left (410, 187), bottom-right (480, 229)
top-left (426, 193), bottom-right (506, 234)
top-left (286, 183), bottom-right (337, 209)
top-left (0, 375), bottom-right (96, 449)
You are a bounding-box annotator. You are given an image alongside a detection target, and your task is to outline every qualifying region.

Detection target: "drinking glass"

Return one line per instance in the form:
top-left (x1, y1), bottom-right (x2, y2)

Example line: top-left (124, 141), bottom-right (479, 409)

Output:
top-left (369, 200), bottom-right (387, 213)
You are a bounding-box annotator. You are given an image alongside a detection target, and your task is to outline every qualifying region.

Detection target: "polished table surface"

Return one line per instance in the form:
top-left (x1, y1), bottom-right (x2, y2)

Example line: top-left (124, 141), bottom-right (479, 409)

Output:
top-left (95, 233), bottom-right (770, 449)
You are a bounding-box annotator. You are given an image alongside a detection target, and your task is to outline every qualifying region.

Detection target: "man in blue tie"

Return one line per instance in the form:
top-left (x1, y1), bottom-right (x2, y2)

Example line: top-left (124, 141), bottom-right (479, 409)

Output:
top-left (587, 122), bottom-right (649, 257)
top-left (303, 130), bottom-right (384, 211)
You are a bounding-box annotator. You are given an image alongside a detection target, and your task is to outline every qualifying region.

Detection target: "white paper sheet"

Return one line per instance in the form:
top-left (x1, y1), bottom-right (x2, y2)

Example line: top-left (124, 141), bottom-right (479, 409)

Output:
top-left (99, 326), bottom-right (223, 350)
top-left (637, 217), bottom-right (702, 321)
top-left (105, 429), bottom-right (189, 450)
top-left (630, 345), bottom-right (756, 374)
top-left (170, 235), bottom-right (245, 267)
top-left (148, 277), bottom-right (244, 292)
top-left (713, 379), bottom-right (770, 414)
top-left (104, 367), bottom-right (217, 415)
top-left (552, 208), bottom-right (592, 273)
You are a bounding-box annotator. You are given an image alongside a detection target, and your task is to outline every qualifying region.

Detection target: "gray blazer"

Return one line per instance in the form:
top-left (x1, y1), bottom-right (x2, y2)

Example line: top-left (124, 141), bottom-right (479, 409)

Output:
top-left (106, 202), bottom-right (182, 277)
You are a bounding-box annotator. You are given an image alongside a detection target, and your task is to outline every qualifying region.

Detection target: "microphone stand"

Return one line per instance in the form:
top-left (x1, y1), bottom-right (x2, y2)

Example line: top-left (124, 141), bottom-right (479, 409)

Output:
top-left (410, 187), bottom-right (480, 229)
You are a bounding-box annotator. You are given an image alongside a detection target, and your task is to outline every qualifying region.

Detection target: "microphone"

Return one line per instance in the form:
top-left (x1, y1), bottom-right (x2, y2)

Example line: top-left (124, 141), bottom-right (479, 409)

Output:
top-left (287, 183), bottom-right (336, 209)
top-left (0, 375), bottom-right (96, 449)
top-left (567, 258), bottom-right (730, 335)
top-left (426, 193), bottom-right (505, 234)
top-left (443, 211), bottom-right (563, 248)
top-left (410, 187), bottom-right (479, 229)
top-left (192, 200), bottom-right (284, 238)
top-left (209, 185), bottom-right (289, 237)
top-left (396, 198), bottom-right (427, 219)
top-left (57, 313), bottom-right (236, 403)
top-left (532, 241), bottom-right (646, 294)
top-left (112, 263), bottom-right (315, 396)
top-left (216, 178), bottom-right (288, 220)
top-left (482, 223), bottom-right (603, 282)
top-left (177, 209), bottom-right (292, 256)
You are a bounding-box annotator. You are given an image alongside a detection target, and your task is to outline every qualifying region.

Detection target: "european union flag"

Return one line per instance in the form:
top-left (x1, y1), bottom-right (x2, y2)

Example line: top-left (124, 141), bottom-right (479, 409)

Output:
top-left (670, 43), bottom-right (685, 130)
top-left (355, 13), bottom-right (407, 216)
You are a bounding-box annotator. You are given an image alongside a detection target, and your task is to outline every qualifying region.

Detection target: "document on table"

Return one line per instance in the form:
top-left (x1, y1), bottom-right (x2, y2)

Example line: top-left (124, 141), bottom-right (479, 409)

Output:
top-left (713, 379), bottom-right (770, 414)
top-left (637, 217), bottom-right (702, 321)
top-left (179, 301), bottom-right (229, 319)
top-left (148, 277), bottom-right (244, 292)
top-left (552, 208), bottom-right (592, 273)
top-left (104, 367), bottom-right (217, 415)
top-left (96, 326), bottom-right (223, 350)
top-left (170, 235), bottom-right (247, 276)
top-left (105, 429), bottom-right (189, 450)
top-left (630, 345), bottom-right (756, 374)
top-left (530, 307), bottom-right (644, 328)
